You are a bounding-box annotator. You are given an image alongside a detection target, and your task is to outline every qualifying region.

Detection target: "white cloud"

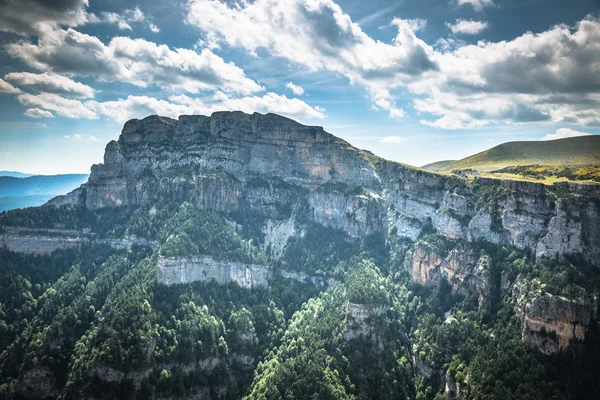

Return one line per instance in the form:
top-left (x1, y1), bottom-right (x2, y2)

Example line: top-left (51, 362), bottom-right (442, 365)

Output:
top-left (445, 19), bottom-right (488, 35)
top-left (17, 93), bottom-right (97, 119)
top-left (379, 136), bottom-right (407, 144)
top-left (5, 72), bottom-right (95, 98)
top-left (456, 0), bottom-right (495, 12)
top-left (413, 16), bottom-right (600, 128)
top-left (0, 78), bottom-right (21, 94)
top-left (64, 134), bottom-right (98, 141)
top-left (89, 7), bottom-right (159, 33)
top-left (540, 128), bottom-right (591, 141)
top-left (24, 108), bottom-right (54, 118)
top-left (286, 82), bottom-right (305, 95)
top-left (6, 29), bottom-right (263, 95)
top-left (186, 0), bottom-right (437, 118)
top-left (87, 92), bottom-right (325, 124)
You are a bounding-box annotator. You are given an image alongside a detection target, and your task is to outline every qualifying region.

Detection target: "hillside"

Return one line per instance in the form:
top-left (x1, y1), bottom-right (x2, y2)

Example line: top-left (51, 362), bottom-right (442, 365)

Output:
top-left (421, 160), bottom-right (457, 171)
top-left (0, 112), bottom-right (599, 400)
top-left (440, 135), bottom-right (600, 172)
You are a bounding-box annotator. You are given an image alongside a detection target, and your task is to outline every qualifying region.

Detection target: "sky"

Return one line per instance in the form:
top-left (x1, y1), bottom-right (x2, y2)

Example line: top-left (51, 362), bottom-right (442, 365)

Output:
top-left (0, 0), bottom-right (599, 174)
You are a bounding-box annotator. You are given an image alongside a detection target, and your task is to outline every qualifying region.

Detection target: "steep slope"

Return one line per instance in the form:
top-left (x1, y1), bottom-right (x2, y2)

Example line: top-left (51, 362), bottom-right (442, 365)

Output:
top-left (421, 160), bottom-right (456, 171)
top-left (440, 135), bottom-right (600, 172)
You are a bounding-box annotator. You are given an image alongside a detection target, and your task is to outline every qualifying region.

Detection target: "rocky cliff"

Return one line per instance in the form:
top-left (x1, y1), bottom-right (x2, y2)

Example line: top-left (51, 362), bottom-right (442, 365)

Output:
top-left (513, 277), bottom-right (598, 354)
top-left (156, 256), bottom-right (268, 288)
top-left (53, 112), bottom-right (600, 268)
top-left (45, 111), bottom-right (600, 355)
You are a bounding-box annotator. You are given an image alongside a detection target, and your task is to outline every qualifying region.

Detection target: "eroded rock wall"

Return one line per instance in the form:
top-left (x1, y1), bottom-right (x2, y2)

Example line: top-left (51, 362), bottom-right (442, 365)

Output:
top-left (514, 277), bottom-right (598, 355)
top-left (156, 256), bottom-right (269, 288)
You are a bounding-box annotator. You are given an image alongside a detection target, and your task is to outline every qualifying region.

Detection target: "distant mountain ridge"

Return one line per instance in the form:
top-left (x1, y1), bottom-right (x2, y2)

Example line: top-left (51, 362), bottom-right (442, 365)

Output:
top-left (0, 174), bottom-right (89, 197)
top-left (0, 171), bottom-right (33, 178)
top-left (435, 135), bottom-right (600, 172)
top-left (0, 174), bottom-right (88, 211)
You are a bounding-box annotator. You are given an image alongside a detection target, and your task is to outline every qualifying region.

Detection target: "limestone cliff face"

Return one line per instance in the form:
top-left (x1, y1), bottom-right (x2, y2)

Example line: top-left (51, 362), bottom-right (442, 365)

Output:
top-left (403, 244), bottom-right (491, 311)
top-left (156, 256), bottom-right (269, 288)
top-left (378, 161), bottom-right (600, 267)
top-left (64, 112), bottom-right (385, 240)
top-left (513, 277), bottom-right (598, 355)
top-left (54, 112), bottom-right (600, 267)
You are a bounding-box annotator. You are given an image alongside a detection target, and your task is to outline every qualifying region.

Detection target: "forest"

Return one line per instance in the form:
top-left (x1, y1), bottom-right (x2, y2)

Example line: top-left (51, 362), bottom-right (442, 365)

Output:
top-left (0, 201), bottom-right (599, 400)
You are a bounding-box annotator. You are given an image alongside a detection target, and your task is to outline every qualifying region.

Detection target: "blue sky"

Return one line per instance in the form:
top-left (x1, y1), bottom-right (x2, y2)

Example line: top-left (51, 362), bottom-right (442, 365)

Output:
top-left (0, 0), bottom-right (598, 174)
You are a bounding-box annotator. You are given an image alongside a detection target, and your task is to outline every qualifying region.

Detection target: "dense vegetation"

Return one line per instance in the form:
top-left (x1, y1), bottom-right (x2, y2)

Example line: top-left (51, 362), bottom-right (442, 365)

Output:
top-left (491, 164), bottom-right (600, 183)
top-left (0, 201), bottom-right (599, 400)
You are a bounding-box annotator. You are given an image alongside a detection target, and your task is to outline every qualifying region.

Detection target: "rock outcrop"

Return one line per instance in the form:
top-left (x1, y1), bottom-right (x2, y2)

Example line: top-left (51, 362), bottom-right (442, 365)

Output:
top-left (51, 112), bottom-right (600, 267)
top-left (514, 277), bottom-right (598, 354)
top-left (156, 256), bottom-right (269, 288)
top-left (0, 227), bottom-right (158, 255)
top-left (404, 244), bottom-right (491, 310)
top-left (379, 161), bottom-right (600, 267)
top-left (344, 302), bottom-right (388, 341)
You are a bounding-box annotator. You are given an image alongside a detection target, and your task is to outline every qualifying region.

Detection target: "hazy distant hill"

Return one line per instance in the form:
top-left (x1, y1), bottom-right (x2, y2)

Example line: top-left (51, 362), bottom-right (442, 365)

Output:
top-left (421, 160), bottom-right (457, 171)
top-left (439, 135), bottom-right (600, 172)
top-left (0, 174), bottom-right (88, 211)
top-left (0, 170), bottom-right (33, 178)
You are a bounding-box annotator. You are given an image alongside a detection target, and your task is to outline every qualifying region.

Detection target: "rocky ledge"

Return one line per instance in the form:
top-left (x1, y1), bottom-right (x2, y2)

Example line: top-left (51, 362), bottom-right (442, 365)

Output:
top-left (156, 256), bottom-right (269, 288)
top-left (513, 277), bottom-right (598, 355)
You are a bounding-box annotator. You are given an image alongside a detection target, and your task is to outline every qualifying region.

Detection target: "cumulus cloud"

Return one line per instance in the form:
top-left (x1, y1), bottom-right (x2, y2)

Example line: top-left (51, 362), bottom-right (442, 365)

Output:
top-left (186, 0), bottom-right (438, 118)
top-left (446, 19), bottom-right (488, 35)
top-left (413, 16), bottom-right (600, 128)
top-left (24, 108), bottom-right (54, 118)
top-left (88, 7), bottom-right (159, 32)
top-left (0, 78), bottom-right (21, 94)
top-left (17, 93), bottom-right (97, 119)
top-left (540, 128), bottom-right (591, 141)
top-left (0, 0), bottom-right (88, 34)
top-left (379, 136), bottom-right (407, 144)
top-left (6, 29), bottom-right (263, 95)
top-left (5, 72), bottom-right (94, 98)
top-left (456, 0), bottom-right (495, 11)
top-left (13, 90), bottom-right (324, 124)
top-left (87, 92), bottom-right (325, 124)
top-left (286, 82), bottom-right (305, 95)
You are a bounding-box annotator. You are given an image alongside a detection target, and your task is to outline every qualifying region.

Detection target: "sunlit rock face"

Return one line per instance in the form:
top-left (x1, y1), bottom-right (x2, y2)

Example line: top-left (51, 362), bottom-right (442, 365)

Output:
top-left (156, 256), bottom-right (269, 288)
top-left (54, 111), bottom-right (600, 265)
top-left (403, 244), bottom-right (491, 311)
top-left (379, 162), bottom-right (600, 267)
top-left (514, 277), bottom-right (598, 355)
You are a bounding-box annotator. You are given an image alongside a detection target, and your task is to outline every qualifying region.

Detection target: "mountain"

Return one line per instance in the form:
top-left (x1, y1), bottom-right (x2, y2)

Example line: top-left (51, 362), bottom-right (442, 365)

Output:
top-left (421, 160), bottom-right (457, 171)
top-left (438, 135), bottom-right (600, 172)
top-left (0, 171), bottom-right (33, 178)
top-left (1, 112), bottom-right (599, 400)
top-left (0, 174), bottom-right (89, 197)
top-left (0, 195), bottom-right (59, 212)
top-left (0, 174), bottom-right (88, 212)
